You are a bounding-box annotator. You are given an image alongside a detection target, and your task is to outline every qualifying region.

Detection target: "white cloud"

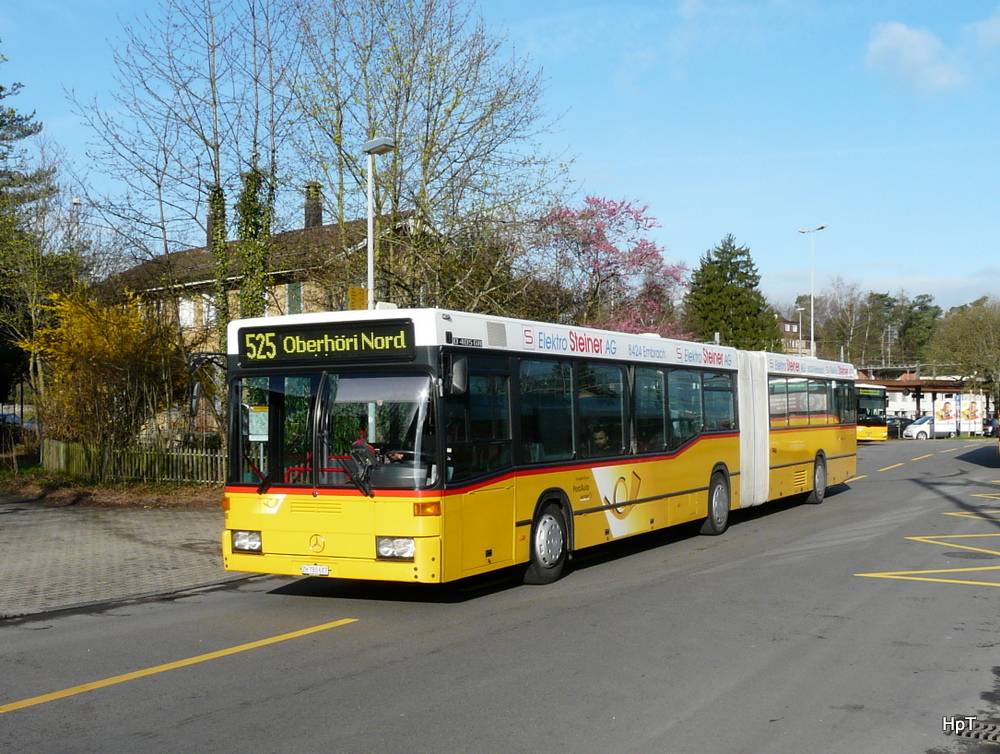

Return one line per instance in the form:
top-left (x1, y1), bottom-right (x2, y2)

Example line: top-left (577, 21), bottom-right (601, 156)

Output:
top-left (967, 7), bottom-right (1000, 50)
top-left (866, 21), bottom-right (967, 97)
top-left (677, 0), bottom-right (708, 20)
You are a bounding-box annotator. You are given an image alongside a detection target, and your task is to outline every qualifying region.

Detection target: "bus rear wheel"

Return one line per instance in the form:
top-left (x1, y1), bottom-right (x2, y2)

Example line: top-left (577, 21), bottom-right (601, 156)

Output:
top-left (524, 504), bottom-right (568, 585)
top-left (806, 455), bottom-right (827, 504)
top-left (700, 471), bottom-right (730, 535)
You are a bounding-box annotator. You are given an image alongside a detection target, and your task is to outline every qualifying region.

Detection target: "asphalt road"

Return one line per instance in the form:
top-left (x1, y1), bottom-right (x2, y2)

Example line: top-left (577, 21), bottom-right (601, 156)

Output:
top-left (2, 438), bottom-right (999, 754)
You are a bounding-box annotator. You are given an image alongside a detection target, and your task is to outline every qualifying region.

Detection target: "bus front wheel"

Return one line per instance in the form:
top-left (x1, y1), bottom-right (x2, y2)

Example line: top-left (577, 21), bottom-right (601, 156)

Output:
top-left (806, 455), bottom-right (827, 504)
top-left (700, 471), bottom-right (730, 535)
top-left (524, 504), bottom-right (568, 585)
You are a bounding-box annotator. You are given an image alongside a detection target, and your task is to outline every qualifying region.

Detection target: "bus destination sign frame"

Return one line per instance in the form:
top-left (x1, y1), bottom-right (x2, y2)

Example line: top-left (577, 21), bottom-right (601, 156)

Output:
top-left (238, 319), bottom-right (416, 366)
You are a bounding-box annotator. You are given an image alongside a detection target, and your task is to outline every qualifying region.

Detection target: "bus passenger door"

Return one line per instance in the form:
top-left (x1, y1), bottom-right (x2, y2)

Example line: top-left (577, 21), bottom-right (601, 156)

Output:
top-left (441, 363), bottom-right (515, 576)
top-left (459, 480), bottom-right (514, 575)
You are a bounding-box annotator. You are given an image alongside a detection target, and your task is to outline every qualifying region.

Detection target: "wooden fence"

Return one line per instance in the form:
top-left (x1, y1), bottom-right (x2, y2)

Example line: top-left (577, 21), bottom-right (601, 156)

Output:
top-left (43, 439), bottom-right (226, 484)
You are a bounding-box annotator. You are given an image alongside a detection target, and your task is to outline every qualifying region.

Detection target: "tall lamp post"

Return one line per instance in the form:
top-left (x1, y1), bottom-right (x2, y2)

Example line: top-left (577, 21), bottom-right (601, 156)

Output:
top-left (362, 137), bottom-right (396, 310)
top-left (795, 306), bottom-right (804, 356)
top-left (797, 223), bottom-right (826, 357)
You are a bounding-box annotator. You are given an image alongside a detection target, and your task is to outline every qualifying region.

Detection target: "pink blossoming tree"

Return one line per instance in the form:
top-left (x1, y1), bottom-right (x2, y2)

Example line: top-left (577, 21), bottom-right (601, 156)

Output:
top-left (534, 196), bottom-right (688, 337)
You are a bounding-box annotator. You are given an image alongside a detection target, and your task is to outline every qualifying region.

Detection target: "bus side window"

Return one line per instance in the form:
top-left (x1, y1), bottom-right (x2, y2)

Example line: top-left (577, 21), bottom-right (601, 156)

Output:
top-left (786, 377), bottom-right (808, 425)
top-left (769, 376), bottom-right (789, 428)
top-left (577, 362), bottom-right (625, 457)
top-left (634, 367), bottom-right (667, 452)
top-left (519, 360), bottom-right (573, 463)
top-left (808, 379), bottom-right (832, 425)
top-left (469, 374), bottom-right (511, 473)
top-left (703, 371), bottom-right (735, 430)
top-left (667, 369), bottom-right (702, 447)
top-left (837, 381), bottom-right (856, 424)
top-left (445, 363), bottom-right (512, 482)
top-left (445, 398), bottom-right (468, 443)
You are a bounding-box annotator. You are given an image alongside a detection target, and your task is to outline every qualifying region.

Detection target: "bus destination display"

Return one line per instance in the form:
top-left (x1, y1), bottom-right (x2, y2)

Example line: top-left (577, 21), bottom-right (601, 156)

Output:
top-left (238, 320), bottom-right (415, 366)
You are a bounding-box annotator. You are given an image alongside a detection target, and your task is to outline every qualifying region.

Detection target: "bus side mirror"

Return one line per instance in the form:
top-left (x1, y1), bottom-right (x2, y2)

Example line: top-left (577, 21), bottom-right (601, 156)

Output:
top-left (449, 355), bottom-right (468, 395)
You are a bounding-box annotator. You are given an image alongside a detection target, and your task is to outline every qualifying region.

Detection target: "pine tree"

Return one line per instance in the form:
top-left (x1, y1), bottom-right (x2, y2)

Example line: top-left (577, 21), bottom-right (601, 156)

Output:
top-left (0, 49), bottom-right (53, 233)
top-left (896, 293), bottom-right (941, 363)
top-left (684, 235), bottom-right (781, 350)
top-left (0, 46), bottom-right (57, 403)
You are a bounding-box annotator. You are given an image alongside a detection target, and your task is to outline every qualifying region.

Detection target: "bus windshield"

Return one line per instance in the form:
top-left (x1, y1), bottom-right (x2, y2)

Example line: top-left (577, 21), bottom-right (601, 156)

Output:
top-left (232, 371), bottom-right (437, 491)
top-left (856, 385), bottom-right (887, 420)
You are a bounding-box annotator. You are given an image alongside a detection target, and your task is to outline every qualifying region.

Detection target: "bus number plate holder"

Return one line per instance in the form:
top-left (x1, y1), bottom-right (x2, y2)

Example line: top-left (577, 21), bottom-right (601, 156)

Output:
top-left (301, 564), bottom-right (329, 576)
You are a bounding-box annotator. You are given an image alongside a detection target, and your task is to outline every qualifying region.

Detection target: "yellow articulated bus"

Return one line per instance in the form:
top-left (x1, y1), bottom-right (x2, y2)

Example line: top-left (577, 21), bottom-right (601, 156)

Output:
top-left (223, 309), bottom-right (858, 585)
top-left (855, 383), bottom-right (888, 441)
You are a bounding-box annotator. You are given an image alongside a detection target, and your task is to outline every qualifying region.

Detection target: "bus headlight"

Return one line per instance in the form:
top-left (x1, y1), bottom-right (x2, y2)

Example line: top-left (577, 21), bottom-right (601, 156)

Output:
top-left (376, 536), bottom-right (415, 560)
top-left (232, 530), bottom-right (263, 553)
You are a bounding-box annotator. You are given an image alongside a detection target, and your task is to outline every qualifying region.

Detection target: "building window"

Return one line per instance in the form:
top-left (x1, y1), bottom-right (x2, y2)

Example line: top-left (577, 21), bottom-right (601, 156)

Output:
top-left (178, 298), bottom-right (195, 328)
top-left (287, 282), bottom-right (303, 315)
top-left (202, 294), bottom-right (217, 326)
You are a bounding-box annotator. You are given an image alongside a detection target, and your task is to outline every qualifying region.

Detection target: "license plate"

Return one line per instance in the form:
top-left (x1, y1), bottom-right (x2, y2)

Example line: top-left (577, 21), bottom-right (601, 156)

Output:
top-left (301, 564), bottom-right (329, 576)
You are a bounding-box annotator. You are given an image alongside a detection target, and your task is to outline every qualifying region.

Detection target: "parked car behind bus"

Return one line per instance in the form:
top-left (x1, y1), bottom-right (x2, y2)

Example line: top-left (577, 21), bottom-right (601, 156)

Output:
top-left (886, 416), bottom-right (914, 439)
top-left (902, 415), bottom-right (955, 440)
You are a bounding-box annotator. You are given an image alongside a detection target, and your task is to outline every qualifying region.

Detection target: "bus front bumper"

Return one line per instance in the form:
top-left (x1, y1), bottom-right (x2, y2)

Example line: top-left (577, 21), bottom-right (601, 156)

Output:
top-left (222, 534), bottom-right (444, 584)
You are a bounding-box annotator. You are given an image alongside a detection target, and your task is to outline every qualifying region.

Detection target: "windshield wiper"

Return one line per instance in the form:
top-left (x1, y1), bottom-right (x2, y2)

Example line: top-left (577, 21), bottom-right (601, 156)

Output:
top-left (344, 441), bottom-right (377, 497)
top-left (257, 471), bottom-right (274, 495)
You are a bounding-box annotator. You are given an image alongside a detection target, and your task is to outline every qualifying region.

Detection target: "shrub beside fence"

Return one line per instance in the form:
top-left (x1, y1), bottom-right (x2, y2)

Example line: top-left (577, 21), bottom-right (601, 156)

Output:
top-left (43, 439), bottom-right (226, 484)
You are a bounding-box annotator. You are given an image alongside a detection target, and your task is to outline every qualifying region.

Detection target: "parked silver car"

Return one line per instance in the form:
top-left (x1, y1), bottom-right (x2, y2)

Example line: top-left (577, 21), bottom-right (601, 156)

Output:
top-left (901, 415), bottom-right (955, 439)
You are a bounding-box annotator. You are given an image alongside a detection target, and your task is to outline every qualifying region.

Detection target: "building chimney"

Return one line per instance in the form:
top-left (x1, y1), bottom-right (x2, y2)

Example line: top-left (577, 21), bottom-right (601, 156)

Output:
top-left (304, 181), bottom-right (323, 228)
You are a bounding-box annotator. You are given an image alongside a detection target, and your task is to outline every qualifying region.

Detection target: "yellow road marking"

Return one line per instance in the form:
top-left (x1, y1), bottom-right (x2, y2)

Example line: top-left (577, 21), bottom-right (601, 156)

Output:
top-left (939, 448), bottom-right (958, 453)
top-left (944, 508), bottom-right (1000, 520)
top-left (0, 618), bottom-right (358, 714)
top-left (857, 533), bottom-right (1000, 587)
top-left (908, 532), bottom-right (1000, 555)
top-left (878, 463), bottom-right (905, 472)
top-left (911, 454), bottom-right (932, 461)
top-left (856, 565), bottom-right (1000, 587)
top-left (846, 475), bottom-right (867, 482)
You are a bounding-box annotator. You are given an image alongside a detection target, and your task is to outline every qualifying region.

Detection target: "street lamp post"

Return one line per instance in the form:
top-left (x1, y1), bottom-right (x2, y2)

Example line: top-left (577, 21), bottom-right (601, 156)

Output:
top-left (362, 137), bottom-right (396, 310)
top-left (797, 223), bottom-right (827, 357)
top-left (795, 306), bottom-right (804, 356)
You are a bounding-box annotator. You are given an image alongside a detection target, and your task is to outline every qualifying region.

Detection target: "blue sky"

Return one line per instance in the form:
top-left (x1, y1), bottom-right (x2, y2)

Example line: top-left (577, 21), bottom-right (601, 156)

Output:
top-left (3, 0), bottom-right (1000, 312)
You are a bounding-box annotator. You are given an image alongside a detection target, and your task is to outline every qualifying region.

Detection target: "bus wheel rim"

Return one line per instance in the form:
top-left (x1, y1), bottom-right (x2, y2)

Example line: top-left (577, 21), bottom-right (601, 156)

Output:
top-left (535, 513), bottom-right (564, 567)
top-left (711, 480), bottom-right (727, 524)
top-left (814, 460), bottom-right (826, 492)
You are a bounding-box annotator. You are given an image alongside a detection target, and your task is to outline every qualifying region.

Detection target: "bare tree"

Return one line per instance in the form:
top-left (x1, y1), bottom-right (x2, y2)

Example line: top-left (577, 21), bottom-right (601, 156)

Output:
top-left (77, 0), bottom-right (570, 318)
top-left (295, 0), bottom-right (571, 310)
top-left (813, 278), bottom-right (864, 361)
top-left (73, 0), bottom-right (301, 346)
